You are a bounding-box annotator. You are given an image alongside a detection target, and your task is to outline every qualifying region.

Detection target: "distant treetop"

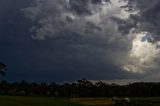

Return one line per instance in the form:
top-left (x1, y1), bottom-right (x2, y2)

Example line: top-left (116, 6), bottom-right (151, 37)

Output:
top-left (0, 62), bottom-right (6, 76)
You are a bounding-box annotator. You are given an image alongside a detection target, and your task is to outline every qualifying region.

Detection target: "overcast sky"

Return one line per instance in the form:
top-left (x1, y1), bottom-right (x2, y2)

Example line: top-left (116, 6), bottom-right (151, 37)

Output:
top-left (1, 0), bottom-right (160, 83)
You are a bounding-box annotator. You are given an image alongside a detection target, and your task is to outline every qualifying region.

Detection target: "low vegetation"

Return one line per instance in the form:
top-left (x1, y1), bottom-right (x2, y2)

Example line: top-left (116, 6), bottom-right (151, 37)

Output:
top-left (0, 96), bottom-right (85, 106)
top-left (0, 79), bottom-right (160, 97)
top-left (0, 96), bottom-right (160, 106)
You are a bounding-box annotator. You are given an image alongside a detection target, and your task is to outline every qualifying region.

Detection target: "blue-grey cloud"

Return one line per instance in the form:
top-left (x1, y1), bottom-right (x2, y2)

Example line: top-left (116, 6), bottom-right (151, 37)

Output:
top-left (124, 0), bottom-right (160, 38)
top-left (2, 0), bottom-right (160, 82)
top-left (20, 0), bottom-right (139, 81)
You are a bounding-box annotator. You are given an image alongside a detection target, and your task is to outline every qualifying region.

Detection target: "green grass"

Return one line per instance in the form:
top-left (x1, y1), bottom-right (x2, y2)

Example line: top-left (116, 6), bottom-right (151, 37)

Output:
top-left (0, 96), bottom-right (86, 106)
top-left (1, 96), bottom-right (160, 106)
top-left (70, 97), bottom-right (160, 106)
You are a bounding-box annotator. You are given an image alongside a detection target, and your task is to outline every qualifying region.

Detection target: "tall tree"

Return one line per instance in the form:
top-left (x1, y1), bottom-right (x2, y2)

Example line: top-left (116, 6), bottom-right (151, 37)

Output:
top-left (0, 62), bottom-right (6, 75)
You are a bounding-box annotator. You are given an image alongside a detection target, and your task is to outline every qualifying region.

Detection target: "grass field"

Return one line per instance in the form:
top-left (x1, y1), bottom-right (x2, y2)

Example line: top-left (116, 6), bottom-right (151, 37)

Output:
top-left (0, 96), bottom-right (85, 106)
top-left (0, 96), bottom-right (160, 106)
top-left (70, 97), bottom-right (160, 106)
top-left (70, 98), bottom-right (113, 106)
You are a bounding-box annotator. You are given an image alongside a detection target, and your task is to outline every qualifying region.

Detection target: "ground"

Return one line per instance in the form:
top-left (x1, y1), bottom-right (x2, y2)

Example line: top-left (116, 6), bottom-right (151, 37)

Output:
top-left (0, 96), bottom-right (84, 106)
top-left (70, 97), bottom-right (160, 106)
top-left (70, 98), bottom-right (113, 106)
top-left (0, 96), bottom-right (160, 106)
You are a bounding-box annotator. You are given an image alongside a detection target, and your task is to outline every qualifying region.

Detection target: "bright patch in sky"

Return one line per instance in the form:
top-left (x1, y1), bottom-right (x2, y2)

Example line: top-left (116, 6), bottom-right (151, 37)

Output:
top-left (123, 32), bottom-right (160, 73)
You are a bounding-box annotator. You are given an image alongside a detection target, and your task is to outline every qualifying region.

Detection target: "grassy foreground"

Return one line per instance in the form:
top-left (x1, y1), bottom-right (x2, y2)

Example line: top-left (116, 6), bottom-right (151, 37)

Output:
top-left (1, 96), bottom-right (160, 106)
top-left (70, 97), bottom-right (160, 106)
top-left (70, 98), bottom-right (113, 106)
top-left (0, 96), bottom-right (85, 106)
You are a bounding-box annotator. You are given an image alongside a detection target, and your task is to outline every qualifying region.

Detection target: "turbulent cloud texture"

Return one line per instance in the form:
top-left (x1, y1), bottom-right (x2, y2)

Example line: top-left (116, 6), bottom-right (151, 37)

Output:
top-left (22, 0), bottom-right (160, 75)
top-left (22, 0), bottom-right (130, 41)
top-left (121, 0), bottom-right (160, 73)
top-left (21, 0), bottom-right (125, 71)
top-left (1, 0), bottom-right (160, 82)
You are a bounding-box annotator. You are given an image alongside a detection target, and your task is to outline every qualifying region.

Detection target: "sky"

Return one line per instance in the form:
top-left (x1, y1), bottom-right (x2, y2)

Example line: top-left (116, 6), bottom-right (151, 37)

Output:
top-left (1, 0), bottom-right (160, 83)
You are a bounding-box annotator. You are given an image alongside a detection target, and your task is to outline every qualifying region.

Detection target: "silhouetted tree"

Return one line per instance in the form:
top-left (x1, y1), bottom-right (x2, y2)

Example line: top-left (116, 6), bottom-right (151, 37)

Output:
top-left (0, 62), bottom-right (6, 76)
top-left (0, 79), bottom-right (160, 97)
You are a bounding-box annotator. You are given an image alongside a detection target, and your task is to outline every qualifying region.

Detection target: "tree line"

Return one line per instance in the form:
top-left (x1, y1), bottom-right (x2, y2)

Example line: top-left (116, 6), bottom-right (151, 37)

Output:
top-left (0, 79), bottom-right (160, 97)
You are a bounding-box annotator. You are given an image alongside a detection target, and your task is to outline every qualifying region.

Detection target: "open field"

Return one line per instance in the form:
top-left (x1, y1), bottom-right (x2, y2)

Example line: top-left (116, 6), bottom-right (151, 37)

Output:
top-left (0, 96), bottom-right (85, 106)
top-left (70, 97), bottom-right (160, 106)
top-left (1, 96), bottom-right (160, 106)
top-left (70, 98), bottom-right (113, 106)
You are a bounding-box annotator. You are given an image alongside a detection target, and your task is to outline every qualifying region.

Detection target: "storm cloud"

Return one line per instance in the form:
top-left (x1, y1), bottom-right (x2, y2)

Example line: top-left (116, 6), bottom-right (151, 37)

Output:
top-left (22, 0), bottom-right (133, 76)
top-left (1, 0), bottom-right (160, 82)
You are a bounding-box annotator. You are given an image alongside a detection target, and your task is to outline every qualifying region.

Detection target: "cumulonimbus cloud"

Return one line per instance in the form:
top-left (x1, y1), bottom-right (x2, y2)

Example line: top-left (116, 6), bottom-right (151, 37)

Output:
top-left (22, 0), bottom-right (134, 40)
top-left (22, 0), bottom-right (160, 76)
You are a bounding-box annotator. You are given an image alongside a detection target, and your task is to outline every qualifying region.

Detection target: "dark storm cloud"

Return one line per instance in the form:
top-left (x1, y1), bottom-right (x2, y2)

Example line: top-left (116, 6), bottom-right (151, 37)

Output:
top-left (1, 0), bottom-right (152, 82)
top-left (111, 17), bottom-right (137, 35)
top-left (92, 0), bottom-right (111, 4)
top-left (20, 0), bottom-right (139, 81)
top-left (123, 0), bottom-right (160, 40)
top-left (0, 0), bottom-right (35, 81)
top-left (69, 0), bottom-right (92, 15)
top-left (69, 0), bottom-right (111, 15)
top-left (112, 0), bottom-right (160, 80)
